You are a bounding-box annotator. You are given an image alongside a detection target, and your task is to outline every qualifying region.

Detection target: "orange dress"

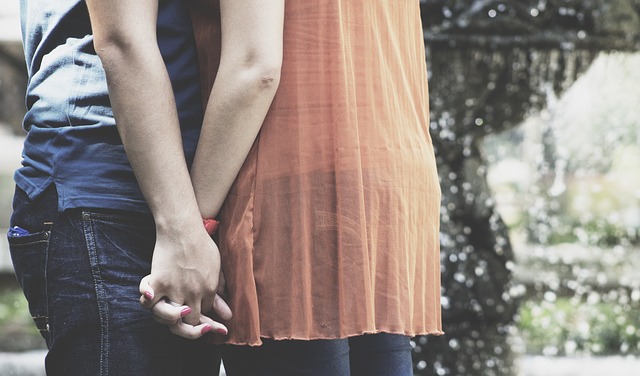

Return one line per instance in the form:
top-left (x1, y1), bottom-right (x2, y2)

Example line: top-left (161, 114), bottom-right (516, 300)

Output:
top-left (190, 0), bottom-right (442, 346)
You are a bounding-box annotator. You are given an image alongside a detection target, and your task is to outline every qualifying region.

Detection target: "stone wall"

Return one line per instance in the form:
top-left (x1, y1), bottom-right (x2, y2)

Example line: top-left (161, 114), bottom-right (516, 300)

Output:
top-left (0, 41), bottom-right (26, 135)
top-left (0, 1), bottom-right (26, 134)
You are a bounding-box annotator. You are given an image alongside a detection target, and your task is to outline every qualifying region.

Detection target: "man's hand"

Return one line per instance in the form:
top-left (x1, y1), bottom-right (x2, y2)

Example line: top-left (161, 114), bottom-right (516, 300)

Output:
top-left (85, 0), bottom-right (232, 340)
top-left (139, 235), bottom-right (233, 340)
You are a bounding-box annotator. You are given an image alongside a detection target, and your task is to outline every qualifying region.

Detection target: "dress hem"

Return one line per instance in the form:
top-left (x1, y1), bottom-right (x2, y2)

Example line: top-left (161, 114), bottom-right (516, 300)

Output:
top-left (225, 328), bottom-right (445, 347)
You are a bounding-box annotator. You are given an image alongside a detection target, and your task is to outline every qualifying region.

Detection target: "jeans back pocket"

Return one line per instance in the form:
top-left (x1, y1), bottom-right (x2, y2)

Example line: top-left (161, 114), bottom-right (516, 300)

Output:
top-left (7, 222), bottom-right (52, 341)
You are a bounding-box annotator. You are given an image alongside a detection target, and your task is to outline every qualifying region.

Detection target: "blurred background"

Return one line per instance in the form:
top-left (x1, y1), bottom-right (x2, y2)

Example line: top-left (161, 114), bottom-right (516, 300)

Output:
top-left (1, 1), bottom-right (639, 375)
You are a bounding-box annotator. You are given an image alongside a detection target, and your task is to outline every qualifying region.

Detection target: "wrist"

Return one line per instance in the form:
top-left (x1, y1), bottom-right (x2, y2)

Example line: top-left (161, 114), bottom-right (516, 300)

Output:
top-left (152, 213), bottom-right (219, 239)
top-left (153, 209), bottom-right (203, 237)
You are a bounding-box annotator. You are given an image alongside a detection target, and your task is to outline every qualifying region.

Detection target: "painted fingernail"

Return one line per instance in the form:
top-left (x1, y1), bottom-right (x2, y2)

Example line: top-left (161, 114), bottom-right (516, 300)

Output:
top-left (180, 307), bottom-right (192, 317)
top-left (216, 328), bottom-right (228, 336)
top-left (144, 291), bottom-right (153, 300)
top-left (201, 325), bottom-right (213, 335)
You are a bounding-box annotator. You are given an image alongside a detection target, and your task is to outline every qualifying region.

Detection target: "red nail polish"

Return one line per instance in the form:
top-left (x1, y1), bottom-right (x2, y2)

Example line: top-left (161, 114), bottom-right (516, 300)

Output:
top-left (216, 328), bottom-right (228, 336)
top-left (201, 326), bottom-right (213, 335)
top-left (144, 291), bottom-right (153, 300)
top-left (180, 307), bottom-right (192, 317)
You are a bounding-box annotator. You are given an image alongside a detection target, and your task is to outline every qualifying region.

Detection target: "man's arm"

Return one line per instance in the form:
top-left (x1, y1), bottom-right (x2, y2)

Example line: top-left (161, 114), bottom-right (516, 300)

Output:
top-left (86, 0), bottom-right (225, 337)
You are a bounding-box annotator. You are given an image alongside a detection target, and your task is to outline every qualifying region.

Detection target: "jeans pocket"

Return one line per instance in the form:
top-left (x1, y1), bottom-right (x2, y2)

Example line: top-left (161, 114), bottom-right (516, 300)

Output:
top-left (82, 210), bottom-right (156, 292)
top-left (8, 224), bottom-right (52, 341)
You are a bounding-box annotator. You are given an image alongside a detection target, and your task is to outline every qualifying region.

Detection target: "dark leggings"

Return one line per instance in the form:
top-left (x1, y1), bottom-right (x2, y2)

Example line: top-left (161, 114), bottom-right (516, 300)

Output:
top-left (222, 333), bottom-right (413, 376)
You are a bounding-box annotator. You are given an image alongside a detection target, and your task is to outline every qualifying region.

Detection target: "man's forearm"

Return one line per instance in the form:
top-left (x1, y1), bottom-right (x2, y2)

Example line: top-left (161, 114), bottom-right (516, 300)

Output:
top-left (100, 45), bottom-right (203, 229)
top-left (88, 0), bottom-right (203, 229)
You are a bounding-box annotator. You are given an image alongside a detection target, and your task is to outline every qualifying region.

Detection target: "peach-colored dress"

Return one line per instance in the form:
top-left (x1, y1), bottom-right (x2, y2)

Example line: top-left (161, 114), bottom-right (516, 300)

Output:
top-left (190, 0), bottom-right (442, 346)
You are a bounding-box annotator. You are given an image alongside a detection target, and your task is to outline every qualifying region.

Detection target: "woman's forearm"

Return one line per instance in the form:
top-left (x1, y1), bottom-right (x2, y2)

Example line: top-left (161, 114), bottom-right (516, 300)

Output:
top-left (191, 0), bottom-right (285, 219)
top-left (191, 63), bottom-right (281, 218)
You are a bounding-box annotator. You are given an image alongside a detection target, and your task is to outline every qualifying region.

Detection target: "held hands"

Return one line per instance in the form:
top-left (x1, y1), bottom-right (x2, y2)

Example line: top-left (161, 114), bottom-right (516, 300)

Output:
top-left (138, 220), bottom-right (232, 342)
top-left (139, 273), bottom-right (232, 342)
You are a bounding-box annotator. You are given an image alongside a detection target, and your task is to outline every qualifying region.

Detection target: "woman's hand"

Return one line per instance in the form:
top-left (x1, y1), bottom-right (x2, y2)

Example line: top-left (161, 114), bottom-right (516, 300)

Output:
top-left (139, 265), bottom-right (232, 340)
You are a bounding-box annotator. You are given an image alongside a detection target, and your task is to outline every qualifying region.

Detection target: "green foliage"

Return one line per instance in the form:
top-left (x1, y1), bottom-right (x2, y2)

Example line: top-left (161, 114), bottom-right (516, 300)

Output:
top-left (0, 284), bottom-right (45, 351)
top-left (517, 297), bottom-right (640, 356)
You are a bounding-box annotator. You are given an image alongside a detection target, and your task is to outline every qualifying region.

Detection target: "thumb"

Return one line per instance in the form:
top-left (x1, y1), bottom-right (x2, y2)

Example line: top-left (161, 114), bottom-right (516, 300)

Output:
top-left (212, 294), bottom-right (233, 321)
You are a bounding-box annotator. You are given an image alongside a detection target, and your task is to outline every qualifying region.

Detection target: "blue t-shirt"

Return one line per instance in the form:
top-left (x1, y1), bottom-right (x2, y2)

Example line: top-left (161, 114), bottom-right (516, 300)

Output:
top-left (17, 0), bottom-right (203, 213)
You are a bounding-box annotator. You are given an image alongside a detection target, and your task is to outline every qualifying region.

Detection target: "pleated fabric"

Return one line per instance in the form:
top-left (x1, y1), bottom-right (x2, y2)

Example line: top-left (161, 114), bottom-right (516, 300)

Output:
top-left (190, 0), bottom-right (443, 345)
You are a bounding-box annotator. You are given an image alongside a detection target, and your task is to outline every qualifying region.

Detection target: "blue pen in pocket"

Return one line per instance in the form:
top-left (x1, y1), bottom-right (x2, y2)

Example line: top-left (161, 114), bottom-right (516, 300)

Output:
top-left (7, 226), bottom-right (30, 237)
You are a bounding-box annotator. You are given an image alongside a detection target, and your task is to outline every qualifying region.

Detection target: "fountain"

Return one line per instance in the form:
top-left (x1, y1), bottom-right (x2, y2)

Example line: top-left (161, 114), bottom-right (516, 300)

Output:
top-left (414, 0), bottom-right (640, 374)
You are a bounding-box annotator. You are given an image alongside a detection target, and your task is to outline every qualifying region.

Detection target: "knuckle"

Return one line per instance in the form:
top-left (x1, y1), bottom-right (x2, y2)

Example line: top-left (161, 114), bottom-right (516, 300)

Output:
top-left (154, 279), bottom-right (170, 292)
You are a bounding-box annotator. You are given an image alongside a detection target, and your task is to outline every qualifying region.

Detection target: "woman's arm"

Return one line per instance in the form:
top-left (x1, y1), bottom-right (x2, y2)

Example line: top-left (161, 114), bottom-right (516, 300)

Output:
top-left (86, 0), bottom-right (225, 337)
top-left (190, 0), bottom-right (285, 218)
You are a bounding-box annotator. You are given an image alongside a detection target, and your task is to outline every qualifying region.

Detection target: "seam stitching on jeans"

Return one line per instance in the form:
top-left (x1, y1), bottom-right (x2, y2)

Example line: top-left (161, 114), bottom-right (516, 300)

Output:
top-left (43, 222), bottom-right (52, 338)
top-left (82, 212), bottom-right (110, 375)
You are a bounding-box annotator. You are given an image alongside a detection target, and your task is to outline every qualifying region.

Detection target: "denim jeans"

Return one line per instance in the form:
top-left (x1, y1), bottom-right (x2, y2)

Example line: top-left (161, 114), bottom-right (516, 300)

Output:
top-left (221, 333), bottom-right (414, 376)
top-left (8, 185), bottom-right (221, 375)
